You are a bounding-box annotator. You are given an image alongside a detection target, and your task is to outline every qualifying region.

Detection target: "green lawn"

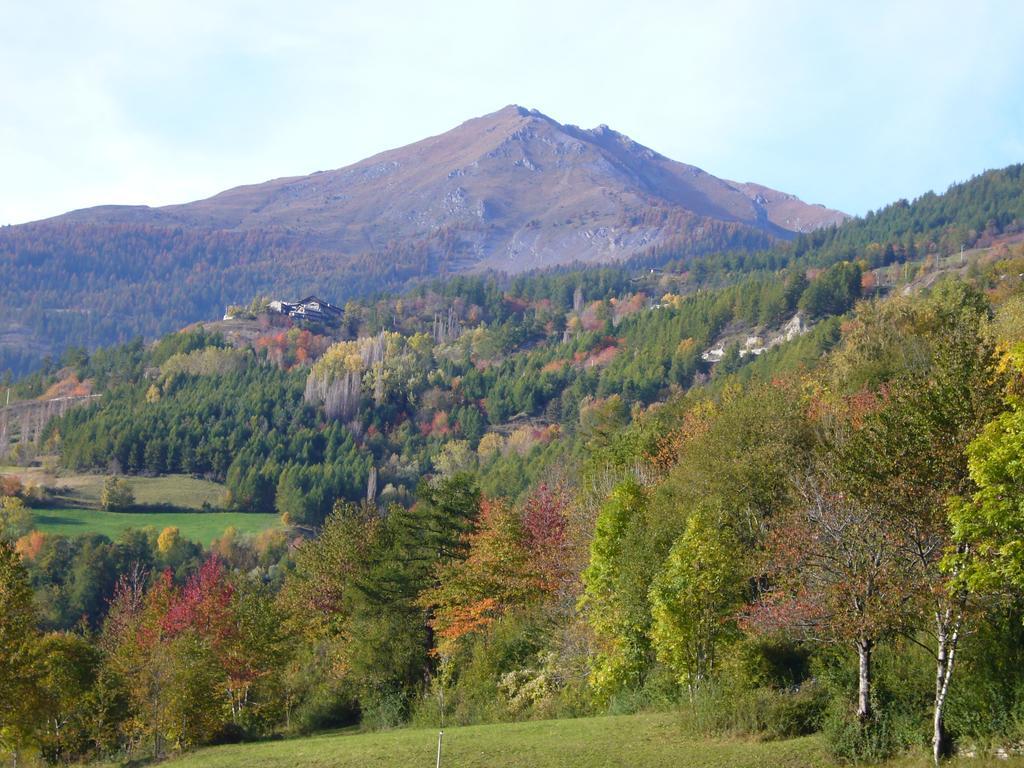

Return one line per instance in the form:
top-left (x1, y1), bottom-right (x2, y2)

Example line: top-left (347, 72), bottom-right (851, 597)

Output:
top-left (162, 713), bottom-right (835, 768)
top-left (158, 712), bottom-right (1024, 768)
top-left (30, 507), bottom-right (281, 544)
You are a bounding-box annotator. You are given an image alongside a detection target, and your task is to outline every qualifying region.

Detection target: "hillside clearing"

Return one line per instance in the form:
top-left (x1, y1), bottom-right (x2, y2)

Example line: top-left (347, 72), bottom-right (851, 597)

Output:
top-left (30, 507), bottom-right (281, 544)
top-left (1, 465), bottom-right (229, 510)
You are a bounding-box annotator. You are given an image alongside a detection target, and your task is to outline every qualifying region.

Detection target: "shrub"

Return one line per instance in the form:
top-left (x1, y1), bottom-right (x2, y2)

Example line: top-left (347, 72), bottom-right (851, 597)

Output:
top-left (945, 608), bottom-right (1024, 750)
top-left (288, 685), bottom-right (358, 735)
top-left (682, 680), bottom-right (826, 740)
top-left (0, 475), bottom-right (23, 497)
top-left (762, 681), bottom-right (827, 739)
top-left (822, 706), bottom-right (918, 763)
top-left (0, 495), bottom-right (32, 542)
top-left (814, 642), bottom-right (931, 762)
top-left (99, 476), bottom-right (135, 510)
top-left (359, 686), bottom-right (408, 730)
top-left (606, 665), bottom-right (679, 716)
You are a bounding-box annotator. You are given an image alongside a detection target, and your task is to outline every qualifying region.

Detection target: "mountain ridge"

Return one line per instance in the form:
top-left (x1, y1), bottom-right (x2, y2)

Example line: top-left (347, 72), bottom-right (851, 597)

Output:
top-left (42, 105), bottom-right (847, 270)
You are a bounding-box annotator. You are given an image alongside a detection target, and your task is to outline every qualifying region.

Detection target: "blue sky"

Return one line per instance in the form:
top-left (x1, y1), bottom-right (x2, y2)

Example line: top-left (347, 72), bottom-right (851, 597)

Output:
top-left (3, 0), bottom-right (1023, 224)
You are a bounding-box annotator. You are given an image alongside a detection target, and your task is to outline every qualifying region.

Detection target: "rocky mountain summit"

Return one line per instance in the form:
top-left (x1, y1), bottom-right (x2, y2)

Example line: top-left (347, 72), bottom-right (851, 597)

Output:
top-left (46, 105), bottom-right (846, 272)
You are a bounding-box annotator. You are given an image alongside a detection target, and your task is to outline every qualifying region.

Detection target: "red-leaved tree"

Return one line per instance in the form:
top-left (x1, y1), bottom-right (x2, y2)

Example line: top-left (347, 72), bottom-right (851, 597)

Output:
top-left (747, 468), bottom-right (918, 721)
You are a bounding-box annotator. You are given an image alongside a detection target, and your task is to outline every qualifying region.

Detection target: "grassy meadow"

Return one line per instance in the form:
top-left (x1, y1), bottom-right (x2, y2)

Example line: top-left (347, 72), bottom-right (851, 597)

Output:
top-left (2, 463), bottom-right (280, 542)
top-left (29, 507), bottom-right (280, 544)
top-left (1, 465), bottom-right (227, 508)
top-left (156, 712), bottom-right (1024, 768)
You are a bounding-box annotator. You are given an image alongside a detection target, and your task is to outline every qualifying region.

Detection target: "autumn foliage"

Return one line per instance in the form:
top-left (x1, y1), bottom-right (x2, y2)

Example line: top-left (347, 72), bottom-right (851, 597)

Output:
top-left (421, 499), bottom-right (550, 654)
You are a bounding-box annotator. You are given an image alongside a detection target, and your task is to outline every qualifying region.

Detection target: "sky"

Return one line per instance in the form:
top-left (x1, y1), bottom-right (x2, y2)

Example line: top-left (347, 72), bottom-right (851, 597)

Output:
top-left (2, 0), bottom-right (1023, 225)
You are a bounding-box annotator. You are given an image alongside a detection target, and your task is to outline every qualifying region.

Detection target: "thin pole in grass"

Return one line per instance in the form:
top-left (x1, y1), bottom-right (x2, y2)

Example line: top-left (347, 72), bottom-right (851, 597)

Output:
top-left (436, 683), bottom-right (444, 768)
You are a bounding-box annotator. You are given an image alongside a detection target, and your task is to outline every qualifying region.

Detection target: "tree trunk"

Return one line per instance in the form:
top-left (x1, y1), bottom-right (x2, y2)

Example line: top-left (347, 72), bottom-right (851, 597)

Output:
top-left (857, 638), bottom-right (873, 721)
top-left (933, 609), bottom-right (961, 764)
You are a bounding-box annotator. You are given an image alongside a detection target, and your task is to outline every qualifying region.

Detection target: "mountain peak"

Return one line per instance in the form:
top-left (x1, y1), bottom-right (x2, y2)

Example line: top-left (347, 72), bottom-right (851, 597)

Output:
top-left (31, 107), bottom-right (848, 273)
top-left (497, 103), bottom-right (535, 117)
top-left (470, 104), bottom-right (545, 127)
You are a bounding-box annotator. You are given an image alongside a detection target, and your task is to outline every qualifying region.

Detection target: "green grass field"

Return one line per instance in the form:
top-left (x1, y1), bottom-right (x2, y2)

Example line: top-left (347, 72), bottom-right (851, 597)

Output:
top-left (158, 712), bottom-right (1019, 768)
top-left (3, 463), bottom-right (281, 543)
top-left (163, 713), bottom-right (832, 768)
top-left (29, 507), bottom-right (281, 544)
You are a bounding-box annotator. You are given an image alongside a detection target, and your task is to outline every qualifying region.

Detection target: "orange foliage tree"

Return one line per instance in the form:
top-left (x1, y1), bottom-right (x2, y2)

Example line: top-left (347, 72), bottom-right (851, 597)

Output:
top-left (419, 499), bottom-right (548, 655)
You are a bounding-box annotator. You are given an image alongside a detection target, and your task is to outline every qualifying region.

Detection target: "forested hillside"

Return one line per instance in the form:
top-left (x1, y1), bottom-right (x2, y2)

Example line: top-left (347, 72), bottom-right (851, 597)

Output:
top-left (34, 259), bottom-right (860, 520)
top-left (5, 172), bottom-right (1024, 766)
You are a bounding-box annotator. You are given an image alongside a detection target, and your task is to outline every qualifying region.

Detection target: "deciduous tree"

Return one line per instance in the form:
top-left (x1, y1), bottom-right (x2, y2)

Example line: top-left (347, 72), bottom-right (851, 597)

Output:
top-left (650, 502), bottom-right (745, 691)
top-left (0, 540), bottom-right (41, 762)
top-left (749, 468), bottom-right (916, 721)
